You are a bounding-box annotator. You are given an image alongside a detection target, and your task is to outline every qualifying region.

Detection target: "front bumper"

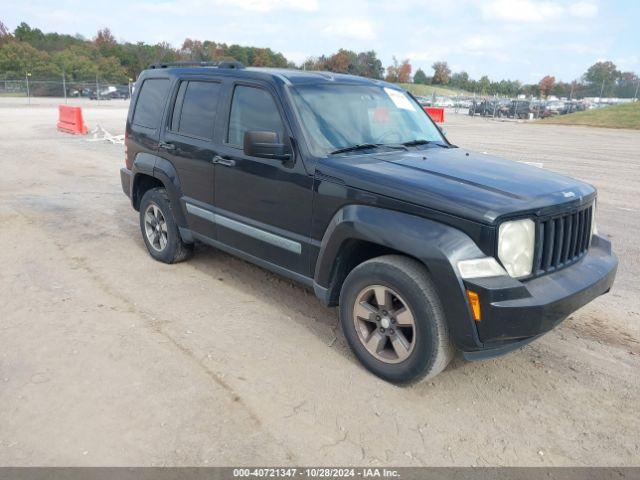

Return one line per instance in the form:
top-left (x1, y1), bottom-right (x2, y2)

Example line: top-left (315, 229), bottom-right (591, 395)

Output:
top-left (462, 234), bottom-right (617, 358)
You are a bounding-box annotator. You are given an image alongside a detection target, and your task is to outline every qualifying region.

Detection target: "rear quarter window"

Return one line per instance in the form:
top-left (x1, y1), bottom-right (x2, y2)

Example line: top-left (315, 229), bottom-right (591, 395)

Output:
top-left (132, 78), bottom-right (170, 129)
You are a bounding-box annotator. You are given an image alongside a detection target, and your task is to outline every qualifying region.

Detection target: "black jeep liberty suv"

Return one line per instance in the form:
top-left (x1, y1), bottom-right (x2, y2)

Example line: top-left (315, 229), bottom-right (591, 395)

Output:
top-left (120, 62), bottom-right (618, 383)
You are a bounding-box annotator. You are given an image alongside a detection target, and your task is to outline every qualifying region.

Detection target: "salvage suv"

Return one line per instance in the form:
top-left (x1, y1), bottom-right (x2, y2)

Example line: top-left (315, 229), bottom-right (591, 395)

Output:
top-left (120, 62), bottom-right (618, 383)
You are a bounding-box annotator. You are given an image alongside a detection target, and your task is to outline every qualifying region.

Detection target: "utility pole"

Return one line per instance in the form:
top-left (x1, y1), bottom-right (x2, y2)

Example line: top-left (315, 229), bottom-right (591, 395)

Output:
top-left (95, 73), bottom-right (100, 104)
top-left (25, 72), bottom-right (31, 105)
top-left (62, 69), bottom-right (67, 104)
top-left (599, 78), bottom-right (605, 103)
top-left (634, 79), bottom-right (639, 102)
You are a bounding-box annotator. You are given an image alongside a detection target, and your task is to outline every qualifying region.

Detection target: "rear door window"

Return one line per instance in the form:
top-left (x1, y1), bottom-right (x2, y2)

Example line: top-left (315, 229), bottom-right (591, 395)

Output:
top-left (170, 80), bottom-right (221, 140)
top-left (227, 85), bottom-right (285, 146)
top-left (132, 78), bottom-right (170, 129)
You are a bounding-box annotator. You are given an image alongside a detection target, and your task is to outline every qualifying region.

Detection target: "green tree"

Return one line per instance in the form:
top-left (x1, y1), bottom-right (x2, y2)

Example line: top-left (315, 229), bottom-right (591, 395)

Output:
top-left (52, 46), bottom-right (97, 80)
top-left (0, 20), bottom-right (12, 45)
top-left (226, 44), bottom-right (249, 65)
top-left (584, 61), bottom-right (620, 84)
top-left (450, 71), bottom-right (469, 90)
top-left (302, 50), bottom-right (383, 78)
top-left (0, 39), bottom-right (59, 78)
top-left (431, 61), bottom-right (451, 84)
top-left (356, 51), bottom-right (383, 79)
top-left (583, 61), bottom-right (620, 95)
top-left (478, 75), bottom-right (490, 94)
top-left (13, 22), bottom-right (44, 44)
top-left (413, 68), bottom-right (428, 84)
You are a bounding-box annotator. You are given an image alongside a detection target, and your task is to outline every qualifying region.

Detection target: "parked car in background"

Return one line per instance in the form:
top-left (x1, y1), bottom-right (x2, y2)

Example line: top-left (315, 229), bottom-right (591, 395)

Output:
top-left (509, 100), bottom-right (531, 119)
top-left (91, 85), bottom-right (130, 100)
top-left (546, 101), bottom-right (566, 114)
top-left (469, 99), bottom-right (489, 116)
top-left (415, 95), bottom-right (432, 107)
top-left (434, 96), bottom-right (454, 108)
top-left (454, 97), bottom-right (473, 109)
top-left (561, 101), bottom-right (586, 115)
top-left (493, 99), bottom-right (512, 117)
top-left (469, 99), bottom-right (507, 117)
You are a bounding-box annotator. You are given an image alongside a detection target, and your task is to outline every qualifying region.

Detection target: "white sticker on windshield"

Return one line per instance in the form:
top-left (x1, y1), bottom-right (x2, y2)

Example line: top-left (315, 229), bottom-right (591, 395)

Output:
top-left (384, 87), bottom-right (416, 111)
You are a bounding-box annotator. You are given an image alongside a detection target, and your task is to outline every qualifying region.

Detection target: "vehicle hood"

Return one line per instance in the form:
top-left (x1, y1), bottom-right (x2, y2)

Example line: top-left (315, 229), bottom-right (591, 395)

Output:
top-left (317, 147), bottom-right (596, 224)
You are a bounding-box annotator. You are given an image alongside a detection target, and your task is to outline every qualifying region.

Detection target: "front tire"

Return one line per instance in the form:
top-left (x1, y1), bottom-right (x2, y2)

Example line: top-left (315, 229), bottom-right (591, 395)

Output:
top-left (339, 255), bottom-right (454, 384)
top-left (139, 187), bottom-right (193, 264)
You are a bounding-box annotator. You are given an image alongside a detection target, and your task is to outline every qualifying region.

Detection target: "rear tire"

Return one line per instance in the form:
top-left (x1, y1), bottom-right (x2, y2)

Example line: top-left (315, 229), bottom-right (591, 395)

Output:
top-left (139, 187), bottom-right (193, 264)
top-left (339, 255), bottom-right (454, 384)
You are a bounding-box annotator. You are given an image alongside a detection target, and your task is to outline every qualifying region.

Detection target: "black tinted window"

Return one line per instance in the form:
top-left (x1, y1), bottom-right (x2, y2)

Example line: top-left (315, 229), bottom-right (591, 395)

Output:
top-left (133, 79), bottom-right (169, 129)
top-left (172, 81), bottom-right (220, 139)
top-left (227, 86), bottom-right (285, 146)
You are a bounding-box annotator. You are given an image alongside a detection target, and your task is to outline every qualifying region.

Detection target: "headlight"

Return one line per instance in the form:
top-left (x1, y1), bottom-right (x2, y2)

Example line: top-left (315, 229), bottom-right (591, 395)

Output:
top-left (498, 218), bottom-right (535, 278)
top-left (591, 200), bottom-right (598, 237)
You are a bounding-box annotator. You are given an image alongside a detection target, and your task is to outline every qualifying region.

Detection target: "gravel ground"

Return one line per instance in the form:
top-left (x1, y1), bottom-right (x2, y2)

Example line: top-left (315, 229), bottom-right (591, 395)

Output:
top-left (0, 99), bottom-right (638, 466)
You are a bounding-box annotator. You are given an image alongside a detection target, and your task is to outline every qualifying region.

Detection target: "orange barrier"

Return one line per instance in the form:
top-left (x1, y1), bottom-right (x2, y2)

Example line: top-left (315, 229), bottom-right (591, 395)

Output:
top-left (424, 106), bottom-right (445, 123)
top-left (57, 105), bottom-right (88, 135)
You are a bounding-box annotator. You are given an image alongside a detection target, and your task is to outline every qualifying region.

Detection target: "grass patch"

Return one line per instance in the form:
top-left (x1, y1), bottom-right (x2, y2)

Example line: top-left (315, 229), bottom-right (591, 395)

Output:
top-left (538, 102), bottom-right (640, 129)
top-left (398, 83), bottom-right (469, 98)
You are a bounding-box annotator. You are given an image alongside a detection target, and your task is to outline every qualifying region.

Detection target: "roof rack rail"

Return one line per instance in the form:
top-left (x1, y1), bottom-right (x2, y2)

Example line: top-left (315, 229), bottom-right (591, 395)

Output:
top-left (148, 60), bottom-right (246, 70)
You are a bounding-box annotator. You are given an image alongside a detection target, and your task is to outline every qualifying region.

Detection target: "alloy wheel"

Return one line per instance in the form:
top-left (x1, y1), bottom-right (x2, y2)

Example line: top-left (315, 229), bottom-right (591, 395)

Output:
top-left (144, 203), bottom-right (168, 252)
top-left (352, 285), bottom-right (416, 364)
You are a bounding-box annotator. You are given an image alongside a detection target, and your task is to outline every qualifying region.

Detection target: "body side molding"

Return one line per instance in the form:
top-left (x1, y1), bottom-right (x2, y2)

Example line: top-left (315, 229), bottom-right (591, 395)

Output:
top-left (186, 202), bottom-right (302, 254)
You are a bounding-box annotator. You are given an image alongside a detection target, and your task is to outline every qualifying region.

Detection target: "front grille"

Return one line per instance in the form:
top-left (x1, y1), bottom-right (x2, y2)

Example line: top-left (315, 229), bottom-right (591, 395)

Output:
top-left (533, 203), bottom-right (593, 276)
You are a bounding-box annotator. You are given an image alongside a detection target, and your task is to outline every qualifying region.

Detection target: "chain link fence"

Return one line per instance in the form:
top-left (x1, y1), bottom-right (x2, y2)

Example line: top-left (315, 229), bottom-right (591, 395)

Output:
top-left (0, 78), bottom-right (132, 102)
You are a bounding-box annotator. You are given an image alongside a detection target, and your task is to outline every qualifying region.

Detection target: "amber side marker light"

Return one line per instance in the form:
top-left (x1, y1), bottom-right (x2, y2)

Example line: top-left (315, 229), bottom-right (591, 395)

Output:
top-left (466, 289), bottom-right (482, 322)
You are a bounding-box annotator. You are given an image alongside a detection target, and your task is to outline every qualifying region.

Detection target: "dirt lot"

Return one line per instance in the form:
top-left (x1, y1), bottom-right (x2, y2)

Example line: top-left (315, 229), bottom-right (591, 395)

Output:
top-left (1, 98), bottom-right (639, 466)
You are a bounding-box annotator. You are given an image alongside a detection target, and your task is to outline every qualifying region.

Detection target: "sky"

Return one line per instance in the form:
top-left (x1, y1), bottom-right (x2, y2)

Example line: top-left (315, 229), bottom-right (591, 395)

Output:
top-left (3, 0), bottom-right (639, 82)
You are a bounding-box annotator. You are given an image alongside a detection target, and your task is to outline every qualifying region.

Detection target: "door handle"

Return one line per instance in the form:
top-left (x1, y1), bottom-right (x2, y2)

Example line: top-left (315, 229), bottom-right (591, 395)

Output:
top-left (159, 141), bottom-right (176, 151)
top-left (212, 155), bottom-right (236, 167)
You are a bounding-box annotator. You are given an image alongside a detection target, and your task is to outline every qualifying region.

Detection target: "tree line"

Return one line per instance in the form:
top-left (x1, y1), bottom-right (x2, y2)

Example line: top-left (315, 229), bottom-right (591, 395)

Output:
top-left (0, 22), bottom-right (291, 82)
top-left (413, 60), bottom-right (639, 98)
top-left (0, 21), bottom-right (638, 99)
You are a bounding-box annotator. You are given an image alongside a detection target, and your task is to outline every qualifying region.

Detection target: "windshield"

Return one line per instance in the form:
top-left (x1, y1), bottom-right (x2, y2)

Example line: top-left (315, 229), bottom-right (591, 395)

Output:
top-left (289, 84), bottom-right (445, 157)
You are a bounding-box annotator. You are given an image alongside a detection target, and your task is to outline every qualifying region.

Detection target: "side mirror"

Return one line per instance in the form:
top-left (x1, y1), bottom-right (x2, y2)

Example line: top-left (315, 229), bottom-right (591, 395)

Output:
top-left (243, 131), bottom-right (292, 161)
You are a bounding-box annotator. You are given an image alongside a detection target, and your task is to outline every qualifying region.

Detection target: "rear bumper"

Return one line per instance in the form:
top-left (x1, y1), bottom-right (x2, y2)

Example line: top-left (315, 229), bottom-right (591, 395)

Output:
top-left (462, 234), bottom-right (617, 358)
top-left (120, 167), bottom-right (132, 198)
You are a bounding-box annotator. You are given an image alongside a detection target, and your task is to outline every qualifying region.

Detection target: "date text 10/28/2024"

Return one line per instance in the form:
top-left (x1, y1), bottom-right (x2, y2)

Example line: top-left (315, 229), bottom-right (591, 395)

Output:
top-left (233, 468), bottom-right (400, 478)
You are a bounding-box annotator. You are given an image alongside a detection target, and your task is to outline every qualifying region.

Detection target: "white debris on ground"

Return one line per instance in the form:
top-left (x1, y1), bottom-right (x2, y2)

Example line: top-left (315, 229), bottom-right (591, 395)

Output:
top-left (86, 124), bottom-right (125, 145)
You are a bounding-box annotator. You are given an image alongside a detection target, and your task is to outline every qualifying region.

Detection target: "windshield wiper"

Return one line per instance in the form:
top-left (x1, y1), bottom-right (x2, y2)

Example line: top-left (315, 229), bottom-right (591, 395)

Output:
top-left (330, 143), bottom-right (406, 155)
top-left (402, 139), bottom-right (432, 147)
top-left (403, 139), bottom-right (451, 149)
